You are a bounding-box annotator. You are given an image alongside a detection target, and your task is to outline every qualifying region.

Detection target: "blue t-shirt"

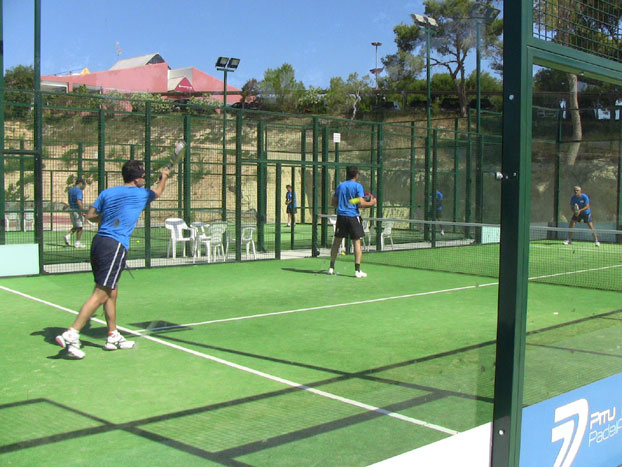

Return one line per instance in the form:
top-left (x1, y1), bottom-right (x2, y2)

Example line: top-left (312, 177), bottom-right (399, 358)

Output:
top-left (286, 191), bottom-right (297, 208)
top-left (570, 193), bottom-right (590, 215)
top-left (92, 185), bottom-right (156, 250)
top-left (68, 186), bottom-right (83, 210)
top-left (334, 179), bottom-right (364, 217)
top-left (432, 191), bottom-right (443, 211)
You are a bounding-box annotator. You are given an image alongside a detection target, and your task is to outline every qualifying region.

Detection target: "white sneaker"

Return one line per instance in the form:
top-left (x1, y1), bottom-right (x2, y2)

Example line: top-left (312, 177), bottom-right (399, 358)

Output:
top-left (595, 241), bottom-right (600, 247)
top-left (327, 268), bottom-right (334, 275)
top-left (104, 331), bottom-right (135, 351)
top-left (440, 230), bottom-right (445, 236)
top-left (287, 223), bottom-right (291, 227)
top-left (64, 234), bottom-right (71, 246)
top-left (355, 270), bottom-right (367, 278)
top-left (74, 241), bottom-right (86, 248)
top-left (563, 240), bottom-right (572, 245)
top-left (56, 330), bottom-right (85, 359)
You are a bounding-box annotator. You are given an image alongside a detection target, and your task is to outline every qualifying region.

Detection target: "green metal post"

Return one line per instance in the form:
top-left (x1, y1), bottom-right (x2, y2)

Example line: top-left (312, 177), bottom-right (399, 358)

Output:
top-left (376, 123), bottom-right (384, 249)
top-left (184, 115), bottom-right (191, 222)
top-left (34, 0), bottom-right (44, 271)
top-left (130, 144), bottom-right (135, 161)
top-left (275, 163), bottom-right (282, 260)
top-left (311, 118), bottom-right (319, 257)
top-left (235, 110), bottom-right (242, 261)
top-left (290, 166), bottom-right (296, 250)
top-left (370, 125), bottom-right (377, 219)
top-left (454, 118), bottom-right (459, 223)
top-left (554, 109), bottom-right (562, 231)
top-left (476, 134), bottom-right (484, 224)
top-left (20, 139), bottom-right (25, 231)
top-left (409, 122), bottom-right (416, 222)
top-left (144, 101), bottom-right (152, 267)
top-left (0, 0), bottom-right (4, 245)
top-left (97, 108), bottom-right (106, 193)
top-left (334, 139), bottom-right (340, 191)
top-left (490, 1), bottom-right (531, 464)
top-left (77, 142), bottom-right (83, 178)
top-left (221, 70), bottom-right (228, 221)
top-left (257, 121), bottom-right (266, 251)
top-left (321, 125), bottom-right (329, 247)
top-left (617, 117), bottom-right (622, 230)
top-left (431, 129), bottom-right (438, 246)
top-left (301, 128), bottom-right (307, 224)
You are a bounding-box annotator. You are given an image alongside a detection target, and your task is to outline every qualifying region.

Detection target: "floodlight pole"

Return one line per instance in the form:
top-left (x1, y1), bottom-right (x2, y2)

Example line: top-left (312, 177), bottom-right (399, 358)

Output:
top-left (216, 58), bottom-right (238, 221)
top-left (371, 42), bottom-right (382, 89)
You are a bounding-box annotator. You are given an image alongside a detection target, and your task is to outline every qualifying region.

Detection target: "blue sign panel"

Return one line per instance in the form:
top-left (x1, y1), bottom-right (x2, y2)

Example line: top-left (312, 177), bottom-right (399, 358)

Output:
top-left (520, 372), bottom-right (622, 467)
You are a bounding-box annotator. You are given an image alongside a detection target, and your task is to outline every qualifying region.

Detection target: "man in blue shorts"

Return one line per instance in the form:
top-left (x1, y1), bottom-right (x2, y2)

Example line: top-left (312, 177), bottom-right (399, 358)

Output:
top-left (65, 178), bottom-right (87, 248)
top-left (563, 185), bottom-right (600, 247)
top-left (327, 166), bottom-right (377, 278)
top-left (56, 161), bottom-right (171, 359)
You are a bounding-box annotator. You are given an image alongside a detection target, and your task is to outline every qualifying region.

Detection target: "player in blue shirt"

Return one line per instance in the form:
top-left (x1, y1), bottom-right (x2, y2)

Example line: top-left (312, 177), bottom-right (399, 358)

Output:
top-left (431, 189), bottom-right (445, 236)
top-left (285, 184), bottom-right (297, 227)
top-left (65, 178), bottom-right (86, 248)
top-left (328, 166), bottom-right (377, 278)
top-left (56, 160), bottom-right (171, 359)
top-left (564, 186), bottom-right (599, 246)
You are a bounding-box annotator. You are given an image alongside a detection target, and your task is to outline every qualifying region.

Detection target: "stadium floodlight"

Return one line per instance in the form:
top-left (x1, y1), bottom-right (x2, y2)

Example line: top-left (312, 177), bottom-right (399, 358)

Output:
top-left (227, 58), bottom-right (240, 70)
top-left (215, 56), bottom-right (229, 68)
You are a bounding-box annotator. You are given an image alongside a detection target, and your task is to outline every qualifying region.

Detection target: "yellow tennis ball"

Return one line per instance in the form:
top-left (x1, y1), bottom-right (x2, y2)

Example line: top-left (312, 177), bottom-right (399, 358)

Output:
top-left (340, 251), bottom-right (345, 255)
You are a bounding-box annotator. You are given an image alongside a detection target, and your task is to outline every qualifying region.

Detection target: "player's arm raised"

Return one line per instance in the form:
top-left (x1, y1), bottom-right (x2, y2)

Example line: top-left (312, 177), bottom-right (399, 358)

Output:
top-left (153, 168), bottom-right (171, 199)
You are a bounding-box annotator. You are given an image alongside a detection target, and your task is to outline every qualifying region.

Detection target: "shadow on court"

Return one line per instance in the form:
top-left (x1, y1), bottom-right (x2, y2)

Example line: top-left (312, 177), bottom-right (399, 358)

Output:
top-left (281, 267), bottom-right (357, 278)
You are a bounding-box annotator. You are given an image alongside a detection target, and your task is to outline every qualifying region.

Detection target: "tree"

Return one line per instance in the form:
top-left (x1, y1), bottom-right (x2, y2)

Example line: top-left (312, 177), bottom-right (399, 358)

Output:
top-left (389, 0), bottom-right (502, 116)
top-left (4, 65), bottom-right (35, 119)
top-left (533, 0), bottom-right (622, 164)
top-left (296, 86), bottom-right (326, 114)
top-left (239, 79), bottom-right (262, 108)
top-left (259, 63), bottom-right (305, 112)
top-left (325, 73), bottom-right (373, 119)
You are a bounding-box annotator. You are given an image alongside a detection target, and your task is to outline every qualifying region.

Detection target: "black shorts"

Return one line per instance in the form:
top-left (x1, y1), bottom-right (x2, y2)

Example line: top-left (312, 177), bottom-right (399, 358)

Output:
top-left (335, 215), bottom-right (364, 240)
top-left (286, 205), bottom-right (297, 214)
top-left (572, 211), bottom-right (593, 224)
top-left (91, 235), bottom-right (127, 290)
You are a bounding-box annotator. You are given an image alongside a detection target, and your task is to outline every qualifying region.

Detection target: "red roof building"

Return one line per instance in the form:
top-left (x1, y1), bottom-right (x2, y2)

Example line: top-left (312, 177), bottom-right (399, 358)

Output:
top-left (41, 53), bottom-right (241, 104)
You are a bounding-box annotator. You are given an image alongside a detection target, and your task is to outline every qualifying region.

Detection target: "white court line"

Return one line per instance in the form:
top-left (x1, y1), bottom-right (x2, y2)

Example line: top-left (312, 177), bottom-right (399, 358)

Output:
top-left (0, 284), bottom-right (459, 436)
top-left (134, 281), bottom-right (500, 333)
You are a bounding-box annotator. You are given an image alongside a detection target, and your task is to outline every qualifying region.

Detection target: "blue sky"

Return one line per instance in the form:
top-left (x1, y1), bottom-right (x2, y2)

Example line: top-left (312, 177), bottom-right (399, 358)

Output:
top-left (3, 0), bottom-right (483, 89)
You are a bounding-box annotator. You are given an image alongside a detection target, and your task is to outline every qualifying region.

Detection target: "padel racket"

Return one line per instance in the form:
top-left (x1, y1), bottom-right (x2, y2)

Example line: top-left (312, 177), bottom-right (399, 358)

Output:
top-left (167, 141), bottom-right (187, 171)
top-left (574, 203), bottom-right (580, 215)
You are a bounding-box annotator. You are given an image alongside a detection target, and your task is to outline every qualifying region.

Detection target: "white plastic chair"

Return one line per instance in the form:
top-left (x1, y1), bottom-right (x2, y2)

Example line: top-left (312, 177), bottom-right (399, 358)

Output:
top-left (165, 218), bottom-right (194, 259)
top-left (361, 219), bottom-right (372, 251)
top-left (23, 211), bottom-right (35, 231)
top-left (380, 221), bottom-right (395, 250)
top-left (197, 222), bottom-right (227, 262)
top-left (241, 226), bottom-right (257, 260)
top-left (5, 213), bottom-right (19, 231)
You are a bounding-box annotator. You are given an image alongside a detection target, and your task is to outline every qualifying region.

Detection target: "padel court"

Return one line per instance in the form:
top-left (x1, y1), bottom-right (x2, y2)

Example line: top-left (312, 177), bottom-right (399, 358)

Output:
top-left (1, 255), bottom-right (620, 465)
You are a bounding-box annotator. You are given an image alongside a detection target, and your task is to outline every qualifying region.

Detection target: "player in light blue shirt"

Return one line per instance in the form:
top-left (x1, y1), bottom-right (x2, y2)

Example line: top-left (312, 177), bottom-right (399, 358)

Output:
top-left (65, 178), bottom-right (86, 247)
top-left (56, 160), bottom-right (171, 359)
top-left (564, 186), bottom-right (599, 246)
top-left (328, 166), bottom-right (376, 278)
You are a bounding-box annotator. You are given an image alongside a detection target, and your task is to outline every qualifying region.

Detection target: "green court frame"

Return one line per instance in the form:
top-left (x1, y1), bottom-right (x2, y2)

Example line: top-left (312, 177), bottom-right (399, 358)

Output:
top-left (493, 1), bottom-right (622, 465)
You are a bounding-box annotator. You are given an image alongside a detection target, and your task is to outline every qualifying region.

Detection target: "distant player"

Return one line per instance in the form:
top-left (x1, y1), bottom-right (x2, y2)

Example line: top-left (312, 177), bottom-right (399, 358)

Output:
top-left (65, 178), bottom-right (86, 248)
top-left (563, 186), bottom-right (599, 247)
top-left (56, 161), bottom-right (170, 359)
top-left (431, 189), bottom-right (444, 236)
top-left (327, 166), bottom-right (377, 278)
top-left (285, 184), bottom-right (297, 227)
